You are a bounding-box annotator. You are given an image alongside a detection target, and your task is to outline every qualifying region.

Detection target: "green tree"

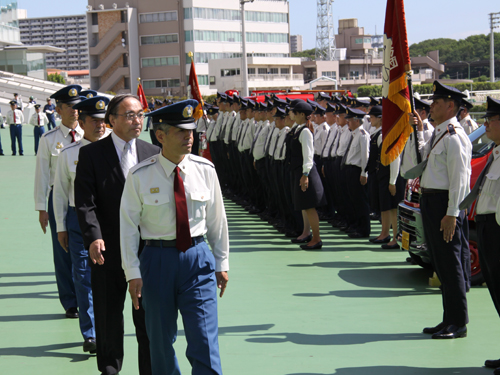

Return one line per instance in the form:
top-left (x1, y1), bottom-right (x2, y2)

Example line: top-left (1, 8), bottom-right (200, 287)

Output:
top-left (47, 73), bottom-right (66, 84)
top-left (292, 48), bottom-right (316, 59)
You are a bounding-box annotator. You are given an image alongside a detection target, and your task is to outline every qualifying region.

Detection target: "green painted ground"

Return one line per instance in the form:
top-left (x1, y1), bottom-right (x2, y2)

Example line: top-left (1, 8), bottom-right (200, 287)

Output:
top-left (0, 129), bottom-right (498, 375)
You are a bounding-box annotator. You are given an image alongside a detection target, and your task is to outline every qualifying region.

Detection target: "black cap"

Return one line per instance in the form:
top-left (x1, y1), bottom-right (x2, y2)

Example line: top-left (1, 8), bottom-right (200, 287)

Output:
top-left (9, 100), bottom-right (17, 105)
top-left (325, 103), bottom-right (337, 113)
top-left (292, 101), bottom-right (313, 115)
top-left (145, 99), bottom-right (199, 129)
top-left (307, 99), bottom-right (318, 109)
top-left (351, 98), bottom-right (370, 108)
top-left (340, 96), bottom-right (349, 105)
top-left (34, 104), bottom-right (42, 109)
top-left (207, 106), bottom-right (219, 116)
top-left (367, 105), bottom-right (382, 118)
top-left (346, 107), bottom-right (367, 119)
top-left (72, 96), bottom-right (110, 119)
top-left (80, 90), bottom-right (98, 99)
top-left (414, 97), bottom-right (431, 112)
top-left (239, 101), bottom-right (248, 111)
top-left (461, 98), bottom-right (474, 111)
top-left (482, 96), bottom-right (500, 118)
top-left (314, 105), bottom-right (326, 116)
top-left (274, 98), bottom-right (287, 109)
top-left (316, 92), bottom-right (330, 101)
top-left (50, 84), bottom-right (82, 104)
top-left (247, 100), bottom-right (256, 109)
top-left (370, 97), bottom-right (381, 106)
top-left (430, 81), bottom-right (467, 101)
top-left (290, 99), bottom-right (304, 109)
top-left (274, 107), bottom-right (287, 119)
top-left (337, 104), bottom-right (348, 115)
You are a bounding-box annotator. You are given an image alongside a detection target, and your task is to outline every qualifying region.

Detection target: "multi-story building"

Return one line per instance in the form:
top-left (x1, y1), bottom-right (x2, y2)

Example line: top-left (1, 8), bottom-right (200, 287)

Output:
top-left (290, 34), bottom-right (302, 53)
top-left (86, 0), bottom-right (290, 95)
top-left (19, 14), bottom-right (89, 71)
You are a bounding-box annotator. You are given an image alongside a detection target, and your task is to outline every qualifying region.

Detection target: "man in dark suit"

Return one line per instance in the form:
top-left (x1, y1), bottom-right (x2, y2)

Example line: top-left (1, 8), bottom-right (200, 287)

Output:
top-left (75, 94), bottom-right (160, 375)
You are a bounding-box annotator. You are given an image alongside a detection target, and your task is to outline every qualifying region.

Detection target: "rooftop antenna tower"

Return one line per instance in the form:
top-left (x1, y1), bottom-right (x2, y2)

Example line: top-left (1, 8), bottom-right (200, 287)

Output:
top-left (315, 0), bottom-right (336, 61)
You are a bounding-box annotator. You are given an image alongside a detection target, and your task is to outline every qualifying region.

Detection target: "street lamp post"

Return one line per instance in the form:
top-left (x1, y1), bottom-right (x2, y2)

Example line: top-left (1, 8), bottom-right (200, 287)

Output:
top-left (240, 0), bottom-right (254, 97)
top-left (459, 61), bottom-right (472, 80)
top-left (489, 12), bottom-right (500, 82)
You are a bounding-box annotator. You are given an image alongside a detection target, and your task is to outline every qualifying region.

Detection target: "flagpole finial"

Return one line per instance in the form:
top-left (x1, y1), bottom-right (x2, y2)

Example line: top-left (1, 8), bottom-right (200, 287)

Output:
top-left (137, 77), bottom-right (141, 82)
top-left (188, 52), bottom-right (193, 59)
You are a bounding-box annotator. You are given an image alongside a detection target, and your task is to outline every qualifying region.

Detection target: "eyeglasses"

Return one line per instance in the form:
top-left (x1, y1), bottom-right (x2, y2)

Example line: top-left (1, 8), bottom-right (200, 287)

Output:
top-left (114, 112), bottom-right (145, 121)
top-left (484, 116), bottom-right (500, 123)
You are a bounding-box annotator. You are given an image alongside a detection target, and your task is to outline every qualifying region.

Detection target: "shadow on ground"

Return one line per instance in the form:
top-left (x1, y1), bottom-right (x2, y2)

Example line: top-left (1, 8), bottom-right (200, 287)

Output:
top-left (286, 366), bottom-right (491, 375)
top-left (0, 342), bottom-right (93, 362)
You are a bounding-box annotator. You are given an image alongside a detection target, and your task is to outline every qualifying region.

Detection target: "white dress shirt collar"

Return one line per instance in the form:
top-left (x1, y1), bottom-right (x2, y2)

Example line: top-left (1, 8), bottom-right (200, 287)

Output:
top-left (60, 123), bottom-right (84, 139)
top-left (158, 153), bottom-right (192, 178)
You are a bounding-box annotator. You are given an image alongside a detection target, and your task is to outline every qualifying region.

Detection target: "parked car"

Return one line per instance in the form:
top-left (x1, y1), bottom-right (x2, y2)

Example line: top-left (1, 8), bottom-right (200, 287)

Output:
top-left (397, 125), bottom-right (494, 285)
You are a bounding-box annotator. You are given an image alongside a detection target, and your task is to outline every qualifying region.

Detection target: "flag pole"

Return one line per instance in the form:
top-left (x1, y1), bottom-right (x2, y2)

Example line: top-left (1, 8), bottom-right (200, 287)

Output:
top-left (406, 71), bottom-right (421, 164)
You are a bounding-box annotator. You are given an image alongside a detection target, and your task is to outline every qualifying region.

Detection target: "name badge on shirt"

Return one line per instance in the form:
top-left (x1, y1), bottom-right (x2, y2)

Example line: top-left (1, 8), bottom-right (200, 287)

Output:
top-left (150, 188), bottom-right (160, 194)
top-left (56, 142), bottom-right (63, 149)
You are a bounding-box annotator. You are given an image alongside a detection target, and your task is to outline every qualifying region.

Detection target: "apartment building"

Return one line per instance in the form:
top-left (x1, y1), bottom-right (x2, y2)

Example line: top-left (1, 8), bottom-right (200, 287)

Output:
top-left (86, 0), bottom-right (290, 95)
top-left (19, 15), bottom-right (89, 71)
top-left (290, 34), bottom-right (302, 53)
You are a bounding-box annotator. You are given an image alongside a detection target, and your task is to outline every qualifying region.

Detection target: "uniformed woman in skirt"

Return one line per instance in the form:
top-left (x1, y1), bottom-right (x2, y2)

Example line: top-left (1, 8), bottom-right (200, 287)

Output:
top-left (288, 101), bottom-right (326, 249)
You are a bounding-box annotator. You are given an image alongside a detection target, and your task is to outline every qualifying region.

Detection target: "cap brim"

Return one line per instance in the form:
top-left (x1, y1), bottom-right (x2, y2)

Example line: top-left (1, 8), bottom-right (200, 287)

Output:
top-left (174, 122), bottom-right (197, 130)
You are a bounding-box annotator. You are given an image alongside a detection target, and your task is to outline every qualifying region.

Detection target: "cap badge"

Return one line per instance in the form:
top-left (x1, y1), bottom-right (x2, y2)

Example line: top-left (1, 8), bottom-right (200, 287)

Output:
top-left (96, 100), bottom-right (105, 110)
top-left (433, 84), bottom-right (437, 92)
top-left (69, 88), bottom-right (78, 97)
top-left (183, 105), bottom-right (193, 119)
top-left (86, 93), bottom-right (94, 98)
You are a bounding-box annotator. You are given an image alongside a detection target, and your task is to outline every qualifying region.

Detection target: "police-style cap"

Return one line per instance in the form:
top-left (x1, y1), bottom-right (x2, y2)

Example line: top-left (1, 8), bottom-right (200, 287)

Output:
top-left (314, 105), bottom-right (326, 116)
top-left (274, 107), bottom-right (287, 119)
top-left (239, 101), bottom-right (248, 110)
top-left (146, 99), bottom-right (199, 130)
top-left (461, 98), bottom-right (473, 111)
top-left (274, 98), bottom-right (287, 109)
top-left (351, 98), bottom-right (370, 108)
top-left (80, 90), bottom-right (98, 99)
top-left (325, 103), bottom-right (337, 113)
top-left (292, 101), bottom-right (313, 115)
top-left (258, 102), bottom-right (268, 111)
top-left (346, 107), bottom-right (366, 119)
top-left (307, 99), bottom-right (318, 109)
top-left (207, 106), bottom-right (219, 115)
top-left (247, 99), bottom-right (256, 109)
top-left (340, 96), bottom-right (349, 105)
top-left (482, 97), bottom-right (500, 118)
top-left (413, 97), bottom-right (430, 112)
top-left (430, 81), bottom-right (466, 101)
top-left (368, 105), bottom-right (382, 118)
top-left (370, 97), bottom-right (381, 106)
top-left (50, 84), bottom-right (82, 104)
top-left (337, 104), bottom-right (348, 115)
top-left (316, 92), bottom-right (330, 101)
top-left (34, 104), bottom-right (42, 109)
top-left (9, 100), bottom-right (17, 105)
top-left (289, 99), bottom-right (304, 109)
top-left (73, 96), bottom-right (110, 118)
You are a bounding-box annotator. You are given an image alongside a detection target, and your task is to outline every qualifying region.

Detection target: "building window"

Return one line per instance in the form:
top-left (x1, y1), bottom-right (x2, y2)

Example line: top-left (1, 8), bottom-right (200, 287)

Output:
top-left (220, 69), bottom-right (240, 77)
top-left (370, 70), bottom-right (378, 78)
top-left (248, 68), bottom-right (255, 75)
top-left (187, 75), bottom-right (209, 85)
top-left (355, 38), bottom-right (362, 44)
top-left (258, 68), bottom-right (267, 75)
top-left (184, 8), bottom-right (288, 23)
top-left (184, 8), bottom-right (192, 19)
top-left (323, 71), bottom-right (336, 79)
top-left (280, 68), bottom-right (289, 75)
top-left (139, 11), bottom-right (178, 23)
top-left (245, 11), bottom-right (288, 23)
top-left (269, 68), bottom-right (278, 74)
top-left (141, 34), bottom-right (178, 45)
top-left (350, 71), bottom-right (359, 78)
top-left (143, 79), bottom-right (181, 89)
top-left (192, 30), bottom-right (288, 44)
top-left (141, 56), bottom-right (180, 67)
top-left (91, 13), bottom-right (98, 25)
top-left (185, 30), bottom-right (193, 42)
top-left (210, 76), bottom-right (216, 85)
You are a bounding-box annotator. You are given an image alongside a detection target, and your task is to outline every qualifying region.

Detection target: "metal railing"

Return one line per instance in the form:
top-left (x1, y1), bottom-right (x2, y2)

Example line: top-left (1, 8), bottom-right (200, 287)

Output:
top-left (248, 74), bottom-right (303, 81)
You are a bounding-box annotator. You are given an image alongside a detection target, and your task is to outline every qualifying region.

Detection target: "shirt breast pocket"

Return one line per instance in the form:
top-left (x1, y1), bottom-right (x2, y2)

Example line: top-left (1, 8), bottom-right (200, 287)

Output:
top-left (430, 146), bottom-right (444, 167)
top-left (143, 193), bottom-right (170, 223)
top-left (190, 191), bottom-right (210, 220)
top-left (485, 172), bottom-right (500, 196)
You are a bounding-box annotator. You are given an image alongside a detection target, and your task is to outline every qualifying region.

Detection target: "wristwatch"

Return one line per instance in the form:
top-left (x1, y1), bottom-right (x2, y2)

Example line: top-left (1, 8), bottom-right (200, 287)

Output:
top-left (303, 172), bottom-right (309, 177)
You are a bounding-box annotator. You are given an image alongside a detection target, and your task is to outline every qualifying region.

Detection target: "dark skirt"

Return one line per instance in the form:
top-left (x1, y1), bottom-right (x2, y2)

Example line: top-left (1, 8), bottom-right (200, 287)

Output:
top-left (292, 164), bottom-right (326, 211)
top-left (377, 172), bottom-right (405, 211)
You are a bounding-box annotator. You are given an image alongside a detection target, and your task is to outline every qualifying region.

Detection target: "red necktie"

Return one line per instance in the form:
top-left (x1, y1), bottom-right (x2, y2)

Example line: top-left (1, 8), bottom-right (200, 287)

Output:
top-left (38, 114), bottom-right (40, 126)
top-left (174, 166), bottom-right (191, 252)
top-left (70, 130), bottom-right (76, 143)
top-left (13, 111), bottom-right (16, 123)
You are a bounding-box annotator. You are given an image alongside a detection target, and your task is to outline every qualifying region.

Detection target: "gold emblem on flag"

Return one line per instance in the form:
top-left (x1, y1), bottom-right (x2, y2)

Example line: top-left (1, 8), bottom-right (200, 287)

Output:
top-left (69, 88), bottom-right (78, 97)
top-left (96, 100), bottom-right (105, 110)
top-left (150, 187), bottom-right (159, 194)
top-left (183, 105), bottom-right (193, 118)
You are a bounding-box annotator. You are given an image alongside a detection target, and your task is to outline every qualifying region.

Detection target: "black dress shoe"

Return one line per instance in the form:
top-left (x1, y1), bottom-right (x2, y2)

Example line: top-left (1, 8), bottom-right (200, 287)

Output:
top-left (65, 307), bottom-right (79, 319)
top-left (83, 337), bottom-right (97, 353)
top-left (291, 234), bottom-right (312, 244)
top-left (300, 241), bottom-right (323, 250)
top-left (431, 325), bottom-right (467, 339)
top-left (423, 322), bottom-right (446, 334)
top-left (381, 243), bottom-right (400, 250)
top-left (369, 235), bottom-right (391, 244)
top-left (485, 359), bottom-right (500, 369)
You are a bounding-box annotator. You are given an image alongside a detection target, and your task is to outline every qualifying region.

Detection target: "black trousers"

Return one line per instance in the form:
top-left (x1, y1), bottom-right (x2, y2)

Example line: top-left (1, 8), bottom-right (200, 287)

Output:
top-left (420, 192), bottom-right (469, 327)
top-left (344, 165), bottom-right (370, 236)
top-left (91, 267), bottom-right (151, 375)
top-left (477, 215), bottom-right (500, 316)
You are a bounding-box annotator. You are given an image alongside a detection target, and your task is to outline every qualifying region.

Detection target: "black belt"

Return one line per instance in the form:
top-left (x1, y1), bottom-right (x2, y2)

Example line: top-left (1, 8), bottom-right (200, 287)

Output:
top-left (475, 213), bottom-right (496, 223)
top-left (145, 235), bottom-right (204, 248)
top-left (420, 188), bottom-right (448, 195)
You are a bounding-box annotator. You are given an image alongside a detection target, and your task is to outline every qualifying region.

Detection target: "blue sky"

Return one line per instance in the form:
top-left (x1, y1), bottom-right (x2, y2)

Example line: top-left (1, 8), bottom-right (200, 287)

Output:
top-left (18, 0), bottom-right (500, 48)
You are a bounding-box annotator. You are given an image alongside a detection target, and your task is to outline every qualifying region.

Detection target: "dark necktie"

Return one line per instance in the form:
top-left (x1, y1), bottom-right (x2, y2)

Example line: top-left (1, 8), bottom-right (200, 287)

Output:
top-left (459, 154), bottom-right (494, 210)
top-left (321, 129), bottom-right (333, 156)
top-left (250, 125), bottom-right (264, 153)
top-left (174, 166), bottom-right (191, 252)
top-left (70, 130), bottom-right (76, 143)
top-left (38, 114), bottom-right (40, 126)
top-left (340, 132), bottom-right (353, 169)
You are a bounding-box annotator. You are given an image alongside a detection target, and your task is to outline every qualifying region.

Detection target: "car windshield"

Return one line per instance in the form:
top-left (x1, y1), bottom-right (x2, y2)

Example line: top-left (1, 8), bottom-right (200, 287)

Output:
top-left (469, 125), bottom-right (494, 157)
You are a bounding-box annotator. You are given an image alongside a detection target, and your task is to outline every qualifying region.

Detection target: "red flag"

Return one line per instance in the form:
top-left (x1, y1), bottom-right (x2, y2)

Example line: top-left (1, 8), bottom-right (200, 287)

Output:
top-left (188, 58), bottom-right (204, 121)
top-left (381, 0), bottom-right (413, 166)
top-left (136, 81), bottom-right (148, 110)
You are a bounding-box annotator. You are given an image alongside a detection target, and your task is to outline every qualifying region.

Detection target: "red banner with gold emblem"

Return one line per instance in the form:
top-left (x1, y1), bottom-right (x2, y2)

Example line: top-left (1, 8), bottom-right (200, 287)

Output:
top-left (188, 55), bottom-right (204, 121)
top-left (381, 0), bottom-right (413, 166)
top-left (136, 80), bottom-right (148, 110)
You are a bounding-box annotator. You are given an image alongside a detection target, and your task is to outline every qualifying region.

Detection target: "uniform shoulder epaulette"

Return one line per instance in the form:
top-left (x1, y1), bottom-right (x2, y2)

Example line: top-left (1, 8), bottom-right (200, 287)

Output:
top-left (130, 156), bottom-right (158, 174)
top-left (466, 119), bottom-right (472, 128)
top-left (60, 141), bottom-right (80, 152)
top-left (41, 126), bottom-right (60, 137)
top-left (189, 154), bottom-right (215, 168)
top-left (359, 128), bottom-right (366, 135)
top-left (447, 124), bottom-right (456, 135)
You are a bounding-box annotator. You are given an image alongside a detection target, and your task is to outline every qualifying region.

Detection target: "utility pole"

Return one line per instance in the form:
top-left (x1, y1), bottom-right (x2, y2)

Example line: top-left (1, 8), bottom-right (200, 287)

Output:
top-left (489, 12), bottom-right (500, 82)
top-left (315, 0), bottom-right (336, 61)
top-left (240, 0), bottom-right (254, 97)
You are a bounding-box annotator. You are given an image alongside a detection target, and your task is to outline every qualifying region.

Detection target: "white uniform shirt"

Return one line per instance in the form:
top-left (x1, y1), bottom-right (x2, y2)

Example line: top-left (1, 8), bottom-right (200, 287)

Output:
top-left (120, 153), bottom-right (230, 281)
top-left (460, 115), bottom-right (478, 135)
top-left (476, 144), bottom-right (500, 215)
top-left (252, 120), bottom-right (270, 160)
top-left (362, 115), bottom-right (371, 132)
top-left (400, 120), bottom-right (435, 175)
top-left (334, 125), bottom-right (351, 157)
top-left (196, 117), bottom-right (209, 133)
top-left (267, 126), bottom-right (280, 158)
top-left (34, 124), bottom-right (84, 211)
top-left (211, 112), bottom-right (226, 141)
top-left (273, 126), bottom-right (290, 161)
top-left (230, 113), bottom-right (241, 142)
top-left (313, 122), bottom-right (330, 155)
top-left (414, 117), bottom-right (472, 217)
top-left (6, 109), bottom-right (24, 125)
top-left (321, 123), bottom-right (338, 158)
top-left (206, 119), bottom-right (217, 142)
top-left (377, 133), bottom-right (401, 184)
top-left (53, 138), bottom-right (91, 232)
top-left (224, 111), bottom-right (238, 144)
top-left (297, 124), bottom-right (315, 174)
top-left (240, 119), bottom-right (255, 151)
top-left (29, 112), bottom-right (49, 127)
top-left (345, 126), bottom-right (370, 177)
